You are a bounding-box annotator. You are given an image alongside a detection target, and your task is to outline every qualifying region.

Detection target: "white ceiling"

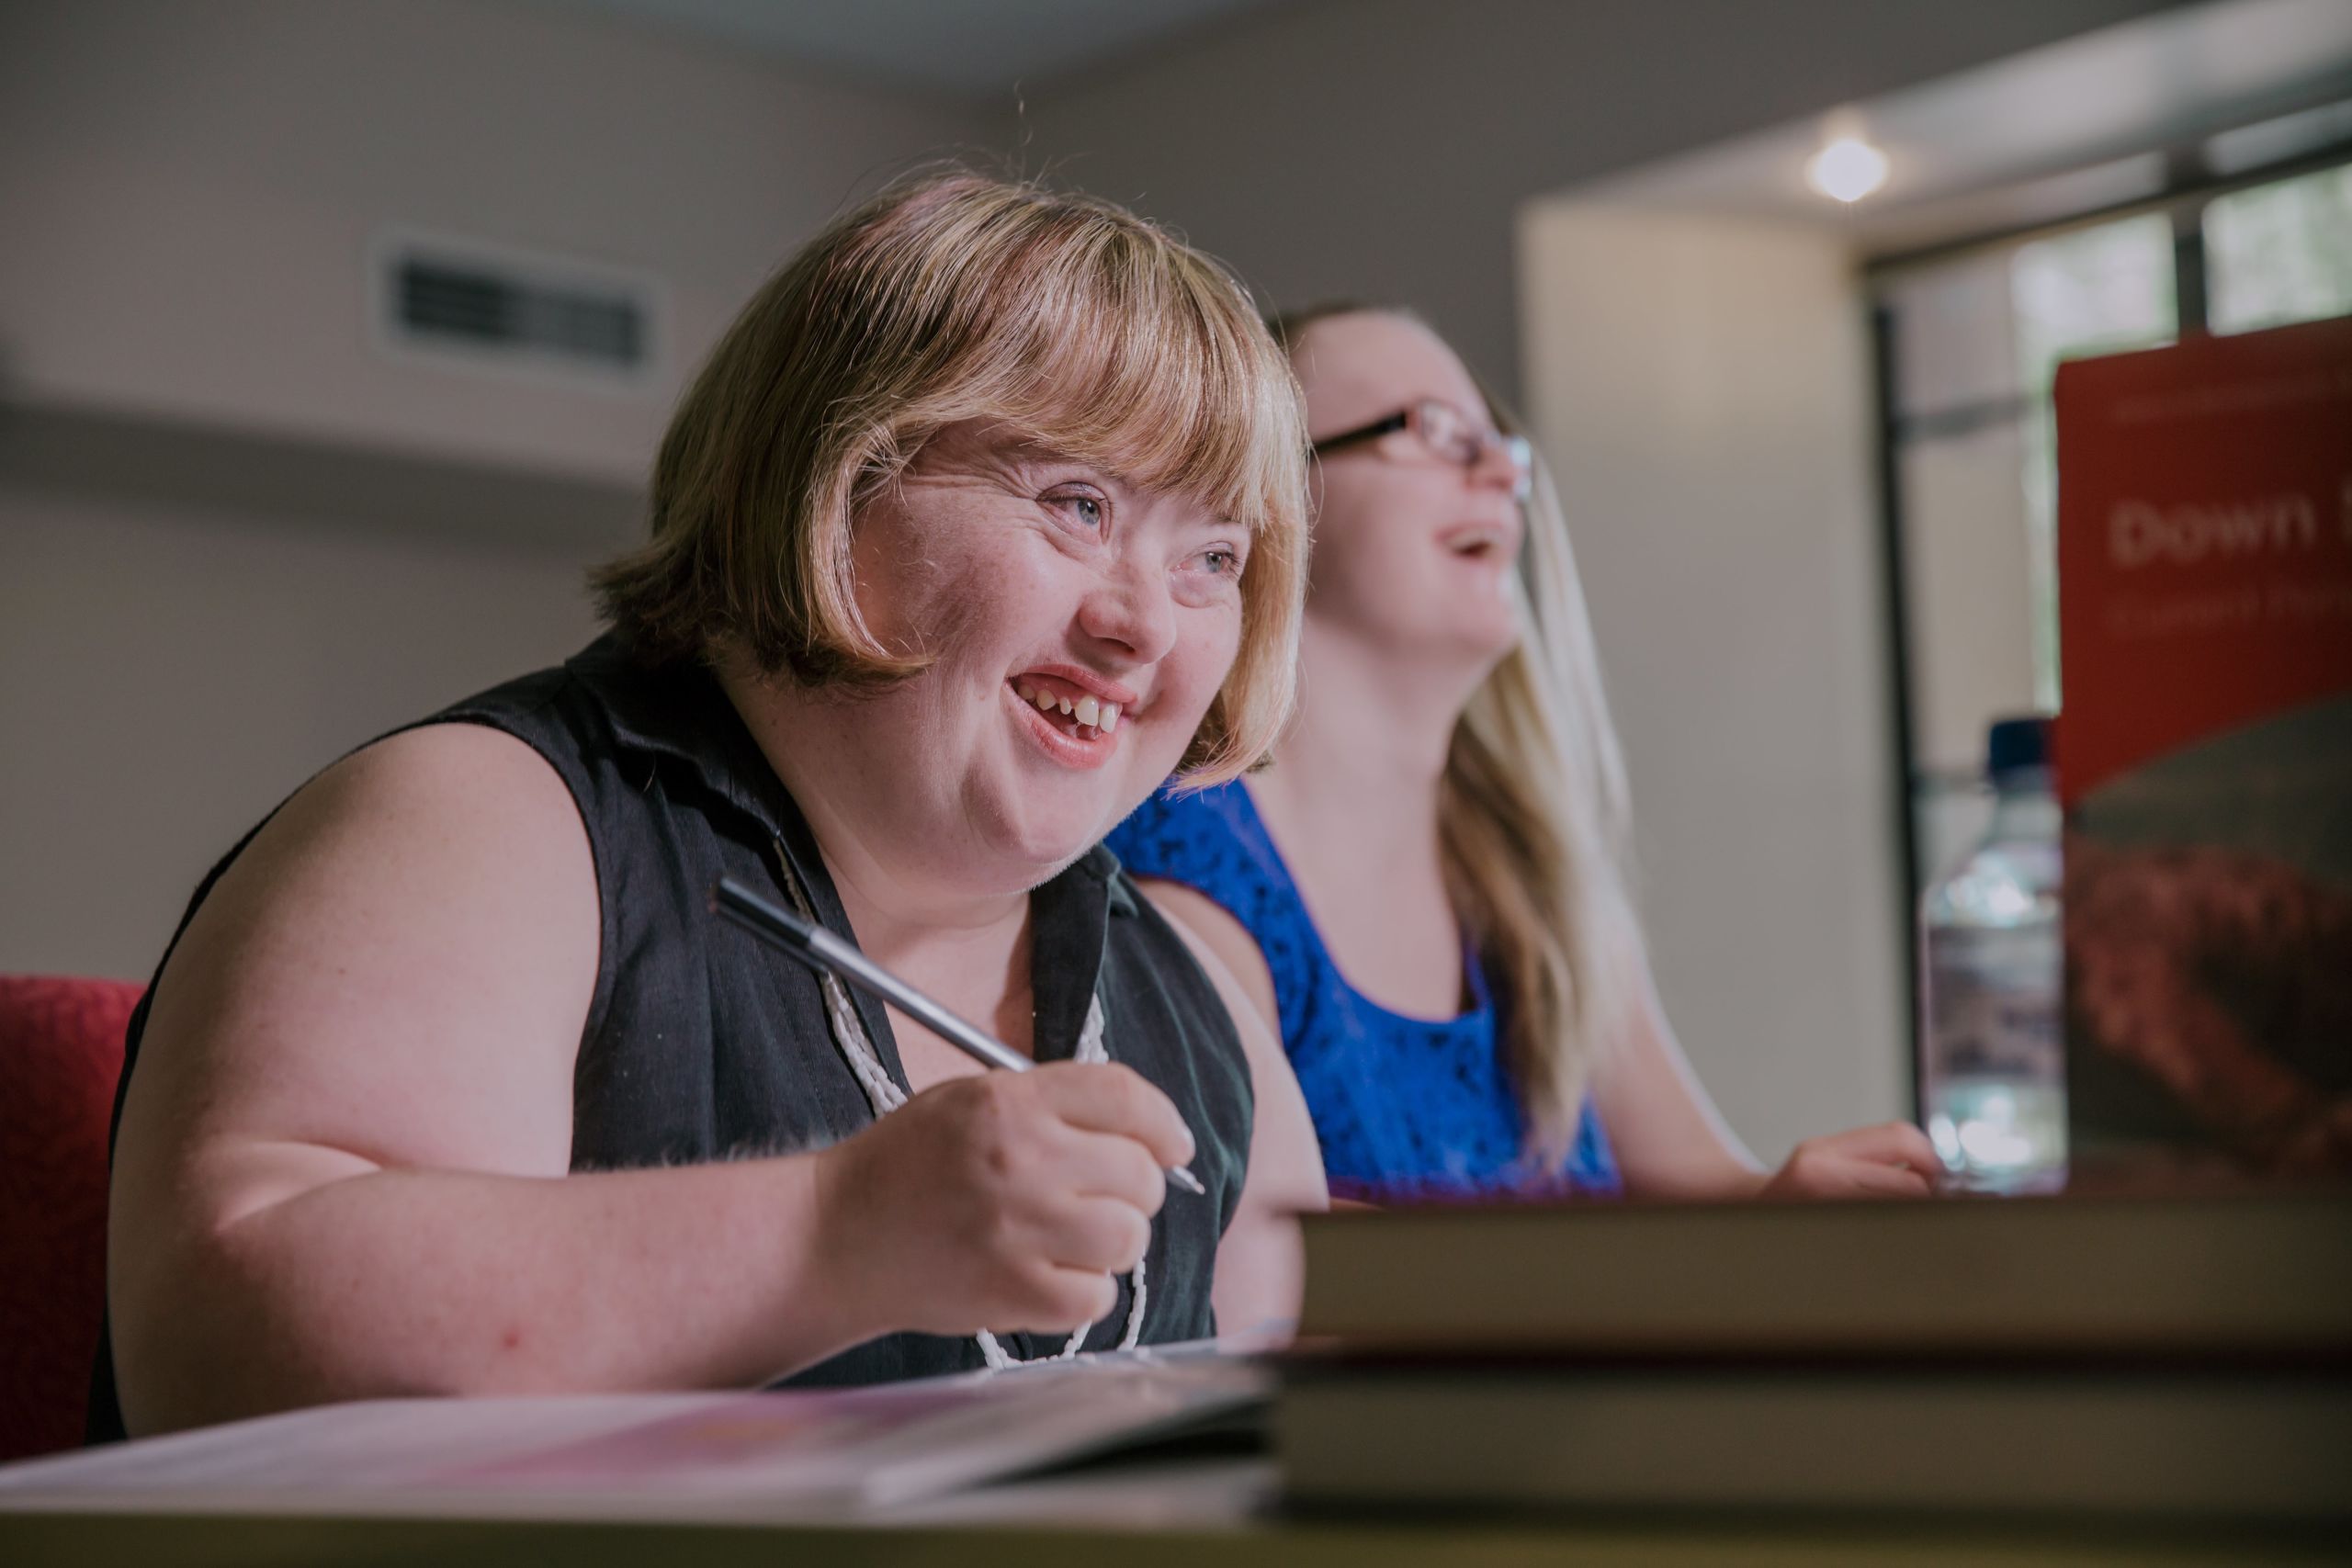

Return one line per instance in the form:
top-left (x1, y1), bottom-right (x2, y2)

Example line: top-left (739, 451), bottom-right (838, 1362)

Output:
top-left (1554, 0), bottom-right (2352, 257)
top-left (533, 0), bottom-right (1291, 98)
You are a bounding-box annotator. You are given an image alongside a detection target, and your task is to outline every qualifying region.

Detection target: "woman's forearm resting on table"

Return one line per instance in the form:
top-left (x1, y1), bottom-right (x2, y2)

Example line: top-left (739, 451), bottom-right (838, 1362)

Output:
top-left (115, 1048), bottom-right (1211, 1436)
top-left (109, 1145), bottom-right (867, 1436)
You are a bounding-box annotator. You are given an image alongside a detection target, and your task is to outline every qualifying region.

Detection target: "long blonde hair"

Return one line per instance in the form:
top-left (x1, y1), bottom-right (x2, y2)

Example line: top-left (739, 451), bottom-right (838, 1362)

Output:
top-left (596, 170), bottom-right (1310, 785)
top-left (1272, 305), bottom-right (1640, 1163)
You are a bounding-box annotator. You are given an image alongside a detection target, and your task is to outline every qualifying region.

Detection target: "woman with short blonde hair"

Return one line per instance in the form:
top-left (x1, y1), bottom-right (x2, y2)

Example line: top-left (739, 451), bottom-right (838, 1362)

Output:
top-left (95, 172), bottom-right (1326, 1440)
top-left (599, 172), bottom-right (1306, 778)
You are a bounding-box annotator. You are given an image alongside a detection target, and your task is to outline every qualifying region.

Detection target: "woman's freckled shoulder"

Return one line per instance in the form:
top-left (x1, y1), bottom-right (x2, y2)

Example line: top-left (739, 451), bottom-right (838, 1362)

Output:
top-left (299, 724), bottom-right (579, 838)
top-left (218, 723), bottom-right (597, 953)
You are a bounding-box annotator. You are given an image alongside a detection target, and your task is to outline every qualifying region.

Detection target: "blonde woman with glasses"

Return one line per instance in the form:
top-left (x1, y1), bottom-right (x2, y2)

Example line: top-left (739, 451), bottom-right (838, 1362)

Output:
top-left (1108, 304), bottom-right (1939, 1203)
top-left (94, 175), bottom-right (1328, 1439)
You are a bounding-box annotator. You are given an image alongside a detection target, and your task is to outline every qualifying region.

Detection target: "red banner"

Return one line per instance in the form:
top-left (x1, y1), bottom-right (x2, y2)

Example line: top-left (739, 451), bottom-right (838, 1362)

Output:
top-left (2053, 316), bottom-right (2352, 804)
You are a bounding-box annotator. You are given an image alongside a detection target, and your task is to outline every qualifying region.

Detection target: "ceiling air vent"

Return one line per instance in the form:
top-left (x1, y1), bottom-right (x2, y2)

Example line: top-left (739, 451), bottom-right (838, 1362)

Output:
top-left (376, 232), bottom-right (661, 385)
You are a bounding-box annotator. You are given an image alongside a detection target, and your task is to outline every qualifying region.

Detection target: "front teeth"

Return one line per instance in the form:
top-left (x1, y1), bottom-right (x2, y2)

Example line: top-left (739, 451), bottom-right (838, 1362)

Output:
top-left (1015, 683), bottom-right (1121, 738)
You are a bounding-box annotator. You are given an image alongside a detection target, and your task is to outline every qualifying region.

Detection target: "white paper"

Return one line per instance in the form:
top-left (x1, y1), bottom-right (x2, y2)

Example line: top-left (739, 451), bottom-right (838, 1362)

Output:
top-left (0, 1343), bottom-right (1267, 1521)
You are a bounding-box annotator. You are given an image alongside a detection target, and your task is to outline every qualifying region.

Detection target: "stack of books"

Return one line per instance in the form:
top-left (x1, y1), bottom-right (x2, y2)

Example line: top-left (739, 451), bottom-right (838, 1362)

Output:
top-left (1278, 1192), bottom-right (2352, 1520)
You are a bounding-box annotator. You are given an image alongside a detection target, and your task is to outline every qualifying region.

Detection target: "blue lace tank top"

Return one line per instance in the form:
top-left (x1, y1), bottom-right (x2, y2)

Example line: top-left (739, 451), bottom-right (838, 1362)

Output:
top-left (1104, 780), bottom-right (1619, 1202)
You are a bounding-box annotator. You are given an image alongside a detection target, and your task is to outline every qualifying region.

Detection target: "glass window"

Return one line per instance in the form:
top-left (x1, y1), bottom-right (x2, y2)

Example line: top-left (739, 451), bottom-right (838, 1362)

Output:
top-left (1884, 213), bottom-right (2176, 898)
top-left (2204, 163), bottom-right (2352, 334)
top-left (2007, 213), bottom-right (2177, 708)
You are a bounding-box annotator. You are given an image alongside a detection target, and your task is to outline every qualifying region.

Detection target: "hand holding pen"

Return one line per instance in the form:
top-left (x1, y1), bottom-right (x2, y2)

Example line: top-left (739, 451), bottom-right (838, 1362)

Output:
top-left (716, 875), bottom-right (1200, 1340)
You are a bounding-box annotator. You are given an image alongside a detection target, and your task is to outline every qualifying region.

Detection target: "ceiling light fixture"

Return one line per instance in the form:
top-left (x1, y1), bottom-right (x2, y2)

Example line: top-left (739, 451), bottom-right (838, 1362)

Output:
top-left (1806, 136), bottom-right (1890, 204)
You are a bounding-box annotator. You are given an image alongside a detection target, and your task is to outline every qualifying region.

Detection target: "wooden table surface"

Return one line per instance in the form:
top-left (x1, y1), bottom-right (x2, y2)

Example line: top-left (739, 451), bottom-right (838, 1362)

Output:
top-left (6, 1458), bottom-right (2343, 1568)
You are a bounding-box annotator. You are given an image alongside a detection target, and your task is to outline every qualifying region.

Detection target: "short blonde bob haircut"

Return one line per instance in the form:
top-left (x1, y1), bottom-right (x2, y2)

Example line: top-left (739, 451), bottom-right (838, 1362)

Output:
top-left (594, 170), bottom-right (1310, 784)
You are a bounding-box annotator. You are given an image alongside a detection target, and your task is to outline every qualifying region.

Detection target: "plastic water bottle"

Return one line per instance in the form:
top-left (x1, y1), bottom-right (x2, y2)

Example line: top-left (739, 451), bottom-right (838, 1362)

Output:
top-left (1918, 716), bottom-right (2066, 1193)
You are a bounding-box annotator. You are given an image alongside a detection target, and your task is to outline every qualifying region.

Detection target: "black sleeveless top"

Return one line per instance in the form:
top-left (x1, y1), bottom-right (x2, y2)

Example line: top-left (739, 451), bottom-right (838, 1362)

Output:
top-left (88, 635), bottom-right (1252, 1439)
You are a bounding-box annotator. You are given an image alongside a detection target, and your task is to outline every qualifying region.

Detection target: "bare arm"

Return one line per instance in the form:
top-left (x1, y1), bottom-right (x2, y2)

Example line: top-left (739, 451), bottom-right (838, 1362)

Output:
top-left (111, 726), bottom-right (1186, 1434)
top-left (1586, 960), bottom-right (1768, 1200)
top-left (107, 727), bottom-right (864, 1431)
top-left (1591, 952), bottom-right (1939, 1201)
top-left (1138, 879), bottom-right (1279, 1034)
top-left (1136, 883), bottom-right (1327, 1336)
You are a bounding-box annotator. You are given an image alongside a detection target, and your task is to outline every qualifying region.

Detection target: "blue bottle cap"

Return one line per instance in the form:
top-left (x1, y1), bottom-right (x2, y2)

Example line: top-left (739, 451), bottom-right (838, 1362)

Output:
top-left (1986, 716), bottom-right (2050, 777)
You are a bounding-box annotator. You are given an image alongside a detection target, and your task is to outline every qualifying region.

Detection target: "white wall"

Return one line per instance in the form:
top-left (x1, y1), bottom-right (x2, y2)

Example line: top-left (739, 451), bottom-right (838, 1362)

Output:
top-left (0, 478), bottom-right (614, 979)
top-left (1518, 205), bottom-right (1905, 1161)
top-left (0, 0), bottom-right (987, 479)
top-left (0, 0), bottom-right (990, 978)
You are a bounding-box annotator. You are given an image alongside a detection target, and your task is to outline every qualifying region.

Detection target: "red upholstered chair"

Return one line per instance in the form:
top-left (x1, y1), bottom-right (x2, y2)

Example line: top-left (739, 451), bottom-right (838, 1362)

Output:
top-left (0, 975), bottom-right (141, 1461)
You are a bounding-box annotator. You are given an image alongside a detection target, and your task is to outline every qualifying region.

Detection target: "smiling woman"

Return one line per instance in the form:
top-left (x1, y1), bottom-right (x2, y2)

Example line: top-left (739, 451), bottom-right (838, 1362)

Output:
top-left (597, 172), bottom-right (1306, 781)
top-left (728, 417), bottom-right (1274, 889)
top-left (92, 172), bottom-right (1325, 1441)
top-left (1108, 303), bottom-right (1942, 1208)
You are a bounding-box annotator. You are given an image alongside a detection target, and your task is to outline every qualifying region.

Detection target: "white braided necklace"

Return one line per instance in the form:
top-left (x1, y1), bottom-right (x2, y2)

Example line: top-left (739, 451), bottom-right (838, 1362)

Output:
top-left (770, 842), bottom-right (1148, 1370)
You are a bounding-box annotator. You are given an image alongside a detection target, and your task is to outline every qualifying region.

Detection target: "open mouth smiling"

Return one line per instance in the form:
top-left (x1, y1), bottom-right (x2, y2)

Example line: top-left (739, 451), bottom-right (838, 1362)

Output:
top-left (1440, 521), bottom-right (1518, 562)
top-left (1004, 668), bottom-right (1136, 768)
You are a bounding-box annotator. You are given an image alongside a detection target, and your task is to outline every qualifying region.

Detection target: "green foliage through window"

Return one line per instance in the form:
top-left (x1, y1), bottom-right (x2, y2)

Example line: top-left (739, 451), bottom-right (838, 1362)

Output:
top-left (2206, 164), bottom-right (2352, 335)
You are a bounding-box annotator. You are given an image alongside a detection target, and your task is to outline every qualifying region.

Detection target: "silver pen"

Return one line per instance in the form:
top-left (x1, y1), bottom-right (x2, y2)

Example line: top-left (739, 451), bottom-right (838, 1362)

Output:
top-left (713, 875), bottom-right (1207, 1196)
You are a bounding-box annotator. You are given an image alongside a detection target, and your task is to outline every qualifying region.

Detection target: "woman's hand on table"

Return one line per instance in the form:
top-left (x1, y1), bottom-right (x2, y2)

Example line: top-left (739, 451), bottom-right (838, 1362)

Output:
top-left (1756, 1122), bottom-right (1944, 1201)
top-left (810, 1062), bottom-right (1196, 1337)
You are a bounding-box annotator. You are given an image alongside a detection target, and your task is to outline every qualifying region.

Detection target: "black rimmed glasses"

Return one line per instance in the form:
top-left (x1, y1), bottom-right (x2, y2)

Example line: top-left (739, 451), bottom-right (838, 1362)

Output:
top-left (1309, 398), bottom-right (1534, 501)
